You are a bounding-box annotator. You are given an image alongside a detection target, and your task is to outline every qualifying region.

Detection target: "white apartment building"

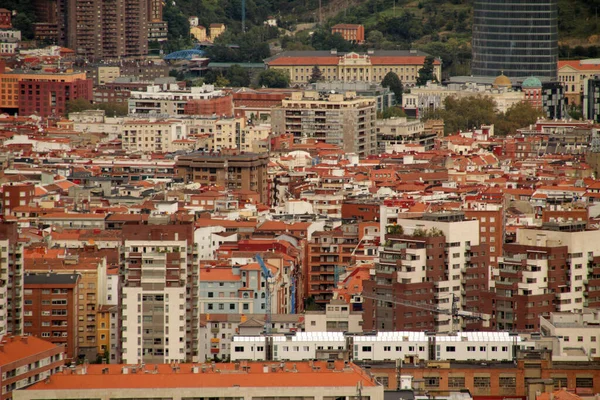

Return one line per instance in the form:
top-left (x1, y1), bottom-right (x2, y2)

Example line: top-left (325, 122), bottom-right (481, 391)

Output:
top-left (121, 225), bottom-right (199, 364)
top-left (128, 84), bottom-right (224, 116)
top-left (122, 120), bottom-right (188, 153)
top-left (515, 225), bottom-right (600, 312)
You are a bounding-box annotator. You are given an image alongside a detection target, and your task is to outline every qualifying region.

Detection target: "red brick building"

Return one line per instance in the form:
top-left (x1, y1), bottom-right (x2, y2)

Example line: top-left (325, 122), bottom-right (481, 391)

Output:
top-left (18, 77), bottom-right (93, 117)
top-left (184, 94), bottom-right (233, 117)
top-left (1, 183), bottom-right (35, 216)
top-left (464, 208), bottom-right (503, 268)
top-left (0, 335), bottom-right (66, 400)
top-left (23, 273), bottom-right (79, 360)
top-left (331, 24), bottom-right (365, 44)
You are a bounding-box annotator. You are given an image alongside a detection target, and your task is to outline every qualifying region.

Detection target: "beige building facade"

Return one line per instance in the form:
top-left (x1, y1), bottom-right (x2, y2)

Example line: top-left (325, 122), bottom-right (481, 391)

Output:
top-left (271, 91), bottom-right (377, 157)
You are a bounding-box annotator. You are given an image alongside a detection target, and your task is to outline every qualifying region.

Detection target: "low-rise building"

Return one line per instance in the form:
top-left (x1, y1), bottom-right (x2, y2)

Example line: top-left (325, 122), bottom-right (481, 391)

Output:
top-left (129, 84), bottom-right (226, 116)
top-left (0, 336), bottom-right (66, 400)
top-left (331, 24), bottom-right (365, 44)
top-left (13, 361), bottom-right (383, 400)
top-left (266, 50), bottom-right (441, 87)
top-left (305, 299), bottom-right (363, 332)
top-left (540, 310), bottom-right (600, 360)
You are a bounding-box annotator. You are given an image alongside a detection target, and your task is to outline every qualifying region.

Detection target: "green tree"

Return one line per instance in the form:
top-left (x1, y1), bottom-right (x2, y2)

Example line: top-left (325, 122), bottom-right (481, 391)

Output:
top-left (98, 102), bottom-right (128, 117)
top-left (12, 13), bottom-right (34, 40)
top-left (422, 95), bottom-right (497, 134)
top-left (378, 106), bottom-right (407, 119)
top-left (66, 98), bottom-right (93, 114)
top-left (495, 101), bottom-right (546, 135)
top-left (381, 71), bottom-right (403, 104)
top-left (308, 66), bottom-right (323, 84)
top-left (258, 69), bottom-right (290, 88)
top-left (215, 74), bottom-right (231, 87)
top-left (225, 64), bottom-right (250, 87)
top-left (366, 30), bottom-right (384, 48)
top-left (416, 55), bottom-right (438, 86)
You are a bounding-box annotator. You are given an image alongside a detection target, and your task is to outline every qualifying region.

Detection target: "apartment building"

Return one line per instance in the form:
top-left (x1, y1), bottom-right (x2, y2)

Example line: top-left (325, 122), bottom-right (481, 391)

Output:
top-left (121, 120), bottom-right (189, 153)
top-left (464, 208), bottom-right (503, 268)
top-left (128, 84), bottom-right (225, 116)
top-left (331, 24), bottom-right (365, 44)
top-left (0, 336), bottom-right (66, 400)
top-left (1, 183), bottom-right (35, 217)
top-left (121, 224), bottom-right (200, 364)
top-left (25, 253), bottom-right (108, 361)
top-left (23, 273), bottom-right (79, 360)
top-left (0, 66), bottom-right (92, 117)
top-left (199, 262), bottom-right (279, 315)
top-left (516, 223), bottom-right (600, 312)
top-left (492, 222), bottom-right (600, 331)
top-left (271, 91), bottom-right (377, 157)
top-left (265, 50), bottom-right (441, 86)
top-left (177, 152), bottom-right (269, 204)
top-left (364, 212), bottom-right (490, 332)
top-left (306, 227), bottom-right (362, 307)
top-left (0, 223), bottom-right (24, 337)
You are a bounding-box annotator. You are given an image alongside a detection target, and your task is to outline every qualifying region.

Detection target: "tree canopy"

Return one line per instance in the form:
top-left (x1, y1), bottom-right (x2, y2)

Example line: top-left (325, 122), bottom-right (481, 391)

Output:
top-left (258, 69), bottom-right (290, 88)
top-left (416, 56), bottom-right (437, 86)
top-left (422, 96), bottom-right (546, 135)
top-left (381, 71), bottom-right (403, 104)
top-left (66, 99), bottom-right (128, 117)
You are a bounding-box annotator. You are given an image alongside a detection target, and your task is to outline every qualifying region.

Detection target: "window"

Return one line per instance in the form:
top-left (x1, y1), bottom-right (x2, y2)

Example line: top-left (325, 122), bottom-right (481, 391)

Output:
top-left (576, 378), bottom-right (594, 388)
top-left (425, 377), bottom-right (440, 388)
top-left (234, 346), bottom-right (244, 352)
top-left (362, 346), bottom-right (372, 352)
top-left (446, 346), bottom-right (456, 352)
top-left (578, 336), bottom-right (583, 342)
top-left (553, 376), bottom-right (568, 389)
top-left (448, 377), bottom-right (465, 388)
top-left (384, 346), bottom-right (391, 351)
top-left (375, 376), bottom-right (389, 388)
top-left (499, 376), bottom-right (516, 392)
top-left (474, 376), bottom-right (491, 391)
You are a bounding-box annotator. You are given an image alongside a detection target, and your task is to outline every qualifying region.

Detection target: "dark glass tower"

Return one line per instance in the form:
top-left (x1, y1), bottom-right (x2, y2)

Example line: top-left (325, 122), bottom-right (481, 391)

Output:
top-left (472, 0), bottom-right (558, 79)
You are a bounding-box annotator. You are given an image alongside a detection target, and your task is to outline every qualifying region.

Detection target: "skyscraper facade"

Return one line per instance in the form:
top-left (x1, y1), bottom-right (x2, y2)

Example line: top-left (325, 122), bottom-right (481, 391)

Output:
top-left (472, 0), bottom-right (558, 79)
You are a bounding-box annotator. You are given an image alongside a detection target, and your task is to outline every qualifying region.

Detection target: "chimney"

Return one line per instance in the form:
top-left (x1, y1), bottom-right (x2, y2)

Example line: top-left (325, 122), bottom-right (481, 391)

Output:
top-left (21, 336), bottom-right (28, 344)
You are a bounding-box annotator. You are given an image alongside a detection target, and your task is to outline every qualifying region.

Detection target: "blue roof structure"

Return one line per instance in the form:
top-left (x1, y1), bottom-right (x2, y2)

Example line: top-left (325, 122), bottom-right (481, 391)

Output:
top-left (164, 49), bottom-right (206, 61)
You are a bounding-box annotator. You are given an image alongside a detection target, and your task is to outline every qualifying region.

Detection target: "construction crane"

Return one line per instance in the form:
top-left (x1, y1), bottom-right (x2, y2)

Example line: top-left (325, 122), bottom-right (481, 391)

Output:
top-left (359, 293), bottom-right (488, 334)
top-left (255, 254), bottom-right (274, 360)
top-left (255, 254), bottom-right (272, 334)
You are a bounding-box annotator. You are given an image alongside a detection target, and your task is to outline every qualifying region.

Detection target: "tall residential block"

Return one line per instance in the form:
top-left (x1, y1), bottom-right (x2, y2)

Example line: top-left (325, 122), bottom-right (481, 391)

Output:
top-left (0, 223), bottom-right (24, 338)
top-left (271, 91), bottom-right (377, 157)
top-left (32, 0), bottom-right (152, 60)
top-left (120, 224), bottom-right (199, 364)
top-left (472, 0), bottom-right (558, 79)
top-left (364, 212), bottom-right (491, 332)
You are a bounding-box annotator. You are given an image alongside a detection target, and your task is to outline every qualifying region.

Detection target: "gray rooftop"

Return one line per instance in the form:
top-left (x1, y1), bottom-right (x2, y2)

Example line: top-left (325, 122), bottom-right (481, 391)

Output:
top-left (25, 273), bottom-right (80, 285)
